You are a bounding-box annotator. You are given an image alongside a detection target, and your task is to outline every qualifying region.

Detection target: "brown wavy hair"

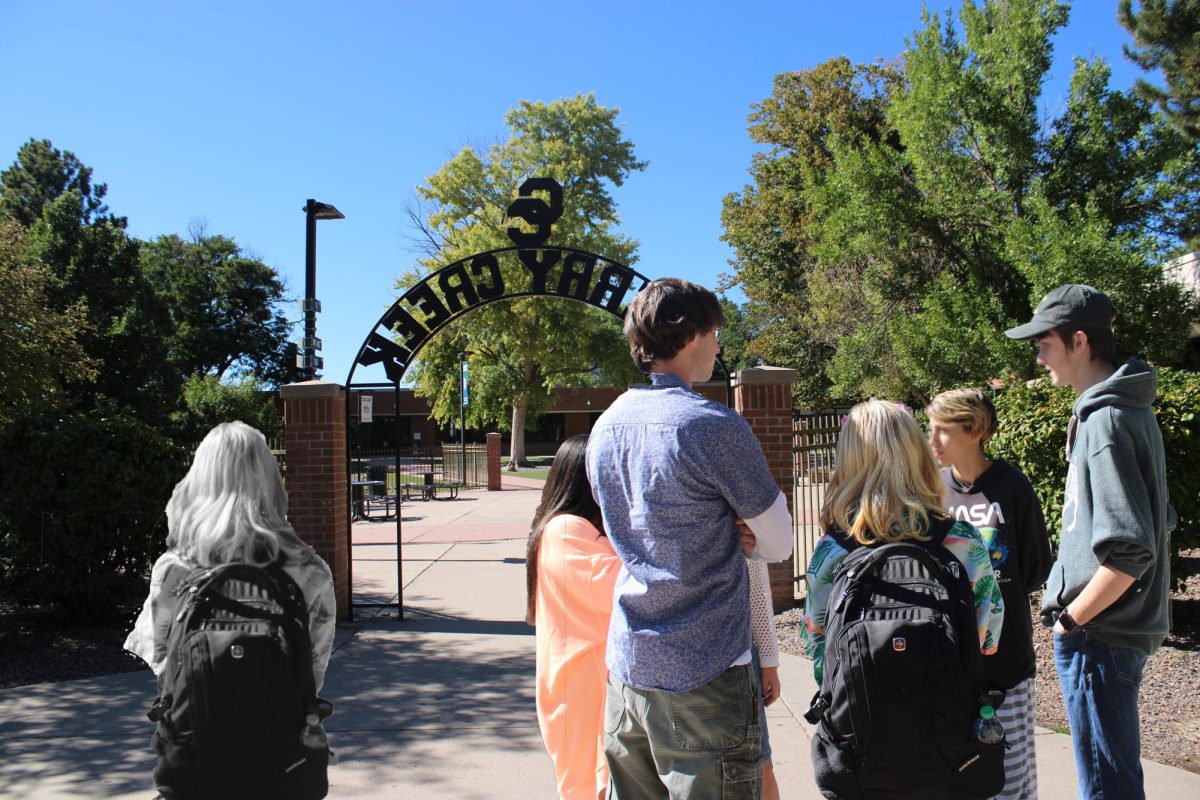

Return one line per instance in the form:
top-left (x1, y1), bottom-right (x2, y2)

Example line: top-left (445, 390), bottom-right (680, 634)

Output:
top-left (623, 278), bottom-right (724, 372)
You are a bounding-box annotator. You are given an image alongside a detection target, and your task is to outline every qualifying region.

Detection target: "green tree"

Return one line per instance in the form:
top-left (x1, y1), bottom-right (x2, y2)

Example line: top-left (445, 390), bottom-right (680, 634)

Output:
top-left (170, 373), bottom-right (283, 444)
top-left (723, 0), bottom-right (1198, 404)
top-left (721, 57), bottom-right (900, 406)
top-left (715, 296), bottom-right (760, 374)
top-left (0, 219), bottom-right (97, 424)
top-left (140, 233), bottom-right (301, 387)
top-left (21, 190), bottom-right (176, 423)
top-left (402, 94), bottom-right (646, 467)
top-left (0, 141), bottom-right (177, 424)
top-left (0, 138), bottom-right (113, 227)
top-left (1120, 0), bottom-right (1200, 139)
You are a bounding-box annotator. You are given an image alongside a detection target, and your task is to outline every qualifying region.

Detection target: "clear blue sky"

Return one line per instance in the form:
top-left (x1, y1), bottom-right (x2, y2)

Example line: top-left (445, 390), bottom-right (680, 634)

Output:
top-left (2, 1), bottom-right (1145, 384)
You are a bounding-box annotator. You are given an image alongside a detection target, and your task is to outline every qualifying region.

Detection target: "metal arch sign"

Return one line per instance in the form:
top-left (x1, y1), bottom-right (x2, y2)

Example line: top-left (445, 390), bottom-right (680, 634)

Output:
top-left (347, 177), bottom-right (653, 385)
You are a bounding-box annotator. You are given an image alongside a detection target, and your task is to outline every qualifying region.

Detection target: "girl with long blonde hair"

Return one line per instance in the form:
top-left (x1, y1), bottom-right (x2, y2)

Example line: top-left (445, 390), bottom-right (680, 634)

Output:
top-left (801, 400), bottom-right (1005, 800)
top-left (801, 399), bottom-right (1004, 683)
top-left (124, 421), bottom-right (336, 691)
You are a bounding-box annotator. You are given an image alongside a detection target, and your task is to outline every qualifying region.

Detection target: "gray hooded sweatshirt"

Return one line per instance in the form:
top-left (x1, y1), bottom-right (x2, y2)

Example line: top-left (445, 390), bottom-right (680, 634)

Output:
top-left (1039, 358), bottom-right (1175, 654)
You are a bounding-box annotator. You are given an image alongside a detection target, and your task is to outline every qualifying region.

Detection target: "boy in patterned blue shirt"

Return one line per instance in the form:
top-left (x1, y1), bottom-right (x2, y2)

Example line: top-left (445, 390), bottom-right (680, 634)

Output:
top-left (586, 278), bottom-right (792, 799)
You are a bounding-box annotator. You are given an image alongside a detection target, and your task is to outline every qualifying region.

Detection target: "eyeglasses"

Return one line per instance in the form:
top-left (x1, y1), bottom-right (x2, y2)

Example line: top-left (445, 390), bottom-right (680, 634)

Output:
top-left (713, 328), bottom-right (722, 341)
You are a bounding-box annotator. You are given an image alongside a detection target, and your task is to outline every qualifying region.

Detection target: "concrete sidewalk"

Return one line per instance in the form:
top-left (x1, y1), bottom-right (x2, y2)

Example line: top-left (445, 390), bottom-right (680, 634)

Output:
top-left (1, 480), bottom-right (1197, 798)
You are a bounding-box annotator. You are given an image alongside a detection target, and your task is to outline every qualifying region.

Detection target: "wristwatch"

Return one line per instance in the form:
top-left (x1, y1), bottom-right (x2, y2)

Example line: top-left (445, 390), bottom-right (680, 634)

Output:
top-left (1057, 608), bottom-right (1079, 632)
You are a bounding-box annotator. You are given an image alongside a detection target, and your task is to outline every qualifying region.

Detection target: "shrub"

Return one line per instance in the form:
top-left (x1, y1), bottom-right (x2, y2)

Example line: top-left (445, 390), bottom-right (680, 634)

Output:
top-left (0, 410), bottom-right (185, 619)
top-left (990, 367), bottom-right (1200, 589)
top-left (171, 373), bottom-right (282, 444)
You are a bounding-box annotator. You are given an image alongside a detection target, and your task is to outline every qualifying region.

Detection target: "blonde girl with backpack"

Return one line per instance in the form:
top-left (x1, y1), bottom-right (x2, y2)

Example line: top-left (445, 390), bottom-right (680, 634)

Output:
top-left (124, 421), bottom-right (336, 799)
top-left (801, 400), bottom-right (1004, 799)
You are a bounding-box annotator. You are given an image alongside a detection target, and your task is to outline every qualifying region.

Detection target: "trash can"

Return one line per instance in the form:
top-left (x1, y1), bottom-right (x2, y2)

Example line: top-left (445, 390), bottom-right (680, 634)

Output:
top-left (368, 465), bottom-right (387, 495)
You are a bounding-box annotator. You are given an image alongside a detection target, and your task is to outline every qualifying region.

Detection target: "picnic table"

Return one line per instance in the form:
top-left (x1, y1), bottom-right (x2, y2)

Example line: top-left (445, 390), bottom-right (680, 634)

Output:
top-left (403, 477), bottom-right (461, 502)
top-left (350, 480), bottom-right (385, 519)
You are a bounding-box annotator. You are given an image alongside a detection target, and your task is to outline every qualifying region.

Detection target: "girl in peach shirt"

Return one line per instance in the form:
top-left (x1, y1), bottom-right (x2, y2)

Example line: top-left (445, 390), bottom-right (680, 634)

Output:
top-left (528, 435), bottom-right (621, 800)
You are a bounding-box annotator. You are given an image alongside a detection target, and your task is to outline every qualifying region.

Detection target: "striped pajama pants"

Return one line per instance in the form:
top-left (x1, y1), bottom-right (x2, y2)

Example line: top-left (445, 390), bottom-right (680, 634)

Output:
top-left (993, 677), bottom-right (1037, 800)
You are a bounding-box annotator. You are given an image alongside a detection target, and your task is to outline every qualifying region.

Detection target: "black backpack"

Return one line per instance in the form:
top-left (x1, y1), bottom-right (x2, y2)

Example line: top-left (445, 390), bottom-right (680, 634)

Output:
top-left (147, 562), bottom-right (331, 800)
top-left (804, 519), bottom-right (1005, 800)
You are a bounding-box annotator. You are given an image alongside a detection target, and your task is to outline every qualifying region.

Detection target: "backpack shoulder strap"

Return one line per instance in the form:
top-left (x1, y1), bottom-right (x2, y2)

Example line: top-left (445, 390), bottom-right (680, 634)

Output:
top-left (924, 515), bottom-right (953, 547)
top-left (826, 526), bottom-right (861, 554)
top-left (912, 516), bottom-right (969, 588)
top-left (263, 559), bottom-right (311, 628)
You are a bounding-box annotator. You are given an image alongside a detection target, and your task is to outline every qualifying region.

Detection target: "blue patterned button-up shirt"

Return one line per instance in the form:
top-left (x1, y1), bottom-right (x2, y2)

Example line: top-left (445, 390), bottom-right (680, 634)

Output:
top-left (586, 372), bottom-right (781, 691)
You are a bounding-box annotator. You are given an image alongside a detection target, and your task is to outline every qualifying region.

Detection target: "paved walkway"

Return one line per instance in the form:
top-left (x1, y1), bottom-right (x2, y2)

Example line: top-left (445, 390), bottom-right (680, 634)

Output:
top-left (1, 480), bottom-right (1197, 798)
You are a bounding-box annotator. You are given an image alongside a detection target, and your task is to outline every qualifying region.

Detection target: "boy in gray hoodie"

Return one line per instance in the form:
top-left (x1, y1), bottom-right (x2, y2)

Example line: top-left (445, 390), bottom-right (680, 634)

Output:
top-left (1006, 284), bottom-right (1174, 800)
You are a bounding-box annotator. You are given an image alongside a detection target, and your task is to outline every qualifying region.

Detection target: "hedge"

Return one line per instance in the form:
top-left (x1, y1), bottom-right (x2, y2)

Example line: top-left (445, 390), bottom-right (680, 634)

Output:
top-left (0, 411), bottom-right (185, 620)
top-left (989, 366), bottom-right (1200, 590)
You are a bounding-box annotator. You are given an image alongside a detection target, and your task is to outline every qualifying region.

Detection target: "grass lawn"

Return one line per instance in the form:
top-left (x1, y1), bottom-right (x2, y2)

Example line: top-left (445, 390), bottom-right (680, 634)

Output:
top-left (503, 456), bottom-right (554, 481)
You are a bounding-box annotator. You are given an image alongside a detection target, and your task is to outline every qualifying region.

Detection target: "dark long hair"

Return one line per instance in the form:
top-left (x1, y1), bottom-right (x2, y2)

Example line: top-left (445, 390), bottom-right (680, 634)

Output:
top-left (525, 434), bottom-right (604, 625)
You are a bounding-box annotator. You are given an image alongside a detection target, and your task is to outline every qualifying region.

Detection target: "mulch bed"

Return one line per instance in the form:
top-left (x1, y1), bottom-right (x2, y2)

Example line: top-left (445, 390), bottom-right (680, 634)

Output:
top-left (0, 599), bottom-right (149, 689)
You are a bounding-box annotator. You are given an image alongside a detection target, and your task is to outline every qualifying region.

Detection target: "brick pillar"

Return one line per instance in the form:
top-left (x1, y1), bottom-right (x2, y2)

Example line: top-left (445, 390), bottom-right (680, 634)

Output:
top-left (733, 366), bottom-right (798, 612)
top-left (281, 381), bottom-right (350, 621)
top-left (486, 432), bottom-right (502, 491)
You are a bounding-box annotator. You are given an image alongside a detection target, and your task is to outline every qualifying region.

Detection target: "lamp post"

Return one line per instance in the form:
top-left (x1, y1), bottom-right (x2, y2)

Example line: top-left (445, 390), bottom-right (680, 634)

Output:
top-left (301, 199), bottom-right (344, 380)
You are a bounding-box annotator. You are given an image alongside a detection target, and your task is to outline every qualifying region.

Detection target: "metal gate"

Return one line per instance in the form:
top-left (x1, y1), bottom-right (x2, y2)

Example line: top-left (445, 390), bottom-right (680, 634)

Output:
top-left (792, 410), bottom-right (847, 596)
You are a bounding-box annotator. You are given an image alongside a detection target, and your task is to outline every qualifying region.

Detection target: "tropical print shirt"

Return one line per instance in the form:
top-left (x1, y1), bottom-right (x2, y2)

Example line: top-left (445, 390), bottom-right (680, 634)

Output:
top-left (801, 519), bottom-right (1004, 684)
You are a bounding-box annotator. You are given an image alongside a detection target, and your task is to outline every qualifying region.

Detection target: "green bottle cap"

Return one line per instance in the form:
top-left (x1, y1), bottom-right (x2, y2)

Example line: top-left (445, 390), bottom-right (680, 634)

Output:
top-left (980, 705), bottom-right (995, 719)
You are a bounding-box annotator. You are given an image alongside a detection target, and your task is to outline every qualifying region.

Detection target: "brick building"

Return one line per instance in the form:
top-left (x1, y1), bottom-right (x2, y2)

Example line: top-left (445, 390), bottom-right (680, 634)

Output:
top-left (344, 380), bottom-right (732, 457)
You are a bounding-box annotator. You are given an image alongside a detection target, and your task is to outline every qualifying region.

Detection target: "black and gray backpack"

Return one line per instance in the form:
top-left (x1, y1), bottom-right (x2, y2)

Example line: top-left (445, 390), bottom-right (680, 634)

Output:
top-left (804, 518), bottom-right (1005, 800)
top-left (147, 562), bottom-right (331, 800)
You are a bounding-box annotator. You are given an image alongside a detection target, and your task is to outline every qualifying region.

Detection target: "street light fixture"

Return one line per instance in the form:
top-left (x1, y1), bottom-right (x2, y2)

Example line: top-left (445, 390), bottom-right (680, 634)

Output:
top-left (300, 199), bottom-right (345, 380)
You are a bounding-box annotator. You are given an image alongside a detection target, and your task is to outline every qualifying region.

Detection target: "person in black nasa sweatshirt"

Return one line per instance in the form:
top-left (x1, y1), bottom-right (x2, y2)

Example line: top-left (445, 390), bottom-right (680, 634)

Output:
top-left (928, 388), bottom-right (1051, 800)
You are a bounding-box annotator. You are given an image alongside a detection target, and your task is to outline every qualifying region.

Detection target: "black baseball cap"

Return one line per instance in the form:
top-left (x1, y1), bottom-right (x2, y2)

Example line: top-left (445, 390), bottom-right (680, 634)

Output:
top-left (1004, 284), bottom-right (1116, 340)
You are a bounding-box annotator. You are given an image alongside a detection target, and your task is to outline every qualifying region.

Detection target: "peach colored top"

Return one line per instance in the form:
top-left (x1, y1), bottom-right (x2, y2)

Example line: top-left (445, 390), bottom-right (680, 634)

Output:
top-left (534, 514), bottom-right (621, 800)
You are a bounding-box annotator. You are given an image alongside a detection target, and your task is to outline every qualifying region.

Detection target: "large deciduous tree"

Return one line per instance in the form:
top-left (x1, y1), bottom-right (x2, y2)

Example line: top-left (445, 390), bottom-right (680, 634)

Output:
top-left (402, 94), bottom-right (646, 467)
top-left (140, 233), bottom-right (301, 386)
top-left (722, 0), bottom-right (1198, 405)
top-left (720, 56), bottom-right (902, 405)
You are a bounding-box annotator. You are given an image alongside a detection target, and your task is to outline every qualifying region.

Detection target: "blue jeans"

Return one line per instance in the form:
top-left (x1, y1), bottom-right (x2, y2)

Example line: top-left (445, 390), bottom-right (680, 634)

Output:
top-left (1053, 628), bottom-right (1148, 800)
top-left (604, 665), bottom-right (763, 799)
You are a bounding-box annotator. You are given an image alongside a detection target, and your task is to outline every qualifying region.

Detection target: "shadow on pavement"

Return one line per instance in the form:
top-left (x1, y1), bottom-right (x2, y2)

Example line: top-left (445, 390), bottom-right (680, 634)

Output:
top-left (319, 617), bottom-right (542, 796)
top-left (0, 670), bottom-right (159, 798)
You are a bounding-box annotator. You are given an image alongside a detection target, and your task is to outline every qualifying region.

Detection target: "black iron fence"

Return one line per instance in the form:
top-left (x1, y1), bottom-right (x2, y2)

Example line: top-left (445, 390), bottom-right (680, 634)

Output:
top-left (350, 443), bottom-right (488, 494)
top-left (792, 410), bottom-right (847, 596)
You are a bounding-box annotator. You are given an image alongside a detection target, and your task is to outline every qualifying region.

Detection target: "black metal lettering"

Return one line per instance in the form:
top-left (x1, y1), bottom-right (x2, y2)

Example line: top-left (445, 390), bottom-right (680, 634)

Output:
top-left (437, 262), bottom-right (480, 313)
top-left (557, 253), bottom-right (596, 299)
top-left (358, 332), bottom-right (412, 382)
top-left (506, 177), bottom-right (564, 248)
top-left (518, 248), bottom-right (562, 293)
top-left (469, 254), bottom-right (505, 300)
top-left (380, 303), bottom-right (429, 350)
top-left (587, 265), bottom-right (635, 312)
top-left (408, 282), bottom-right (451, 331)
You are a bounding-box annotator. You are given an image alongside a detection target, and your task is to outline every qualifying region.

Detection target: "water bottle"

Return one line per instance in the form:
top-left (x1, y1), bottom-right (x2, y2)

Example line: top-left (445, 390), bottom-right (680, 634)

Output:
top-left (972, 705), bottom-right (1004, 744)
top-left (300, 712), bottom-right (338, 764)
